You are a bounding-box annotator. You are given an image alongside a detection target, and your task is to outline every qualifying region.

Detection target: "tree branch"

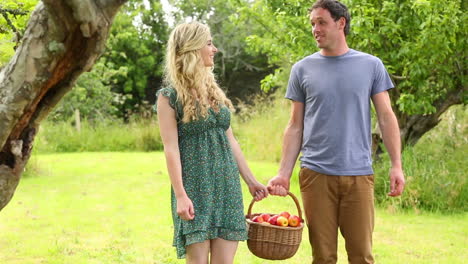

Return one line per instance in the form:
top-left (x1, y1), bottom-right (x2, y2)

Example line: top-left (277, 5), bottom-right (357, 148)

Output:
top-left (390, 74), bottom-right (407, 80)
top-left (401, 86), bottom-right (464, 145)
top-left (0, 7), bottom-right (29, 49)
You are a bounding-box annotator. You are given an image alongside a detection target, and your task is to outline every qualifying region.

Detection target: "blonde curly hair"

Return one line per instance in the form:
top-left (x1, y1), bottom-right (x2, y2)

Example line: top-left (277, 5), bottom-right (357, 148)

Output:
top-left (164, 21), bottom-right (233, 123)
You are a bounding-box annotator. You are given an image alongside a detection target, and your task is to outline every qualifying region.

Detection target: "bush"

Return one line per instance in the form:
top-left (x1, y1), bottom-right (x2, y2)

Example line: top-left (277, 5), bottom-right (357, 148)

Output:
top-left (35, 119), bottom-right (163, 153)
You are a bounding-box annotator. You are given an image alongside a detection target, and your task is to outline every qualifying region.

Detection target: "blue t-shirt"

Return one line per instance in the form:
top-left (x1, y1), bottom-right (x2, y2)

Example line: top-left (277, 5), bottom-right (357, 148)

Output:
top-left (286, 49), bottom-right (393, 175)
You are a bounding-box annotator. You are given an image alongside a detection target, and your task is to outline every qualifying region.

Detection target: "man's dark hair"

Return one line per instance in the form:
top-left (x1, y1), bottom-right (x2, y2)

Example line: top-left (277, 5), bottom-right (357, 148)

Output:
top-left (309, 0), bottom-right (351, 36)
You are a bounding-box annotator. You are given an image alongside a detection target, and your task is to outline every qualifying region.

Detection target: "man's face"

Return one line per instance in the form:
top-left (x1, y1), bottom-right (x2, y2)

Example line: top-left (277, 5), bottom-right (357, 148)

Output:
top-left (309, 8), bottom-right (344, 51)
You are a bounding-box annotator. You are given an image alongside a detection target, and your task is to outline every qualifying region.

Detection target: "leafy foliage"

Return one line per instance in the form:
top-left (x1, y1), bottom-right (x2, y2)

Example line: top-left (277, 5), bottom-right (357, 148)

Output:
top-left (346, 0), bottom-right (467, 116)
top-left (99, 0), bottom-right (169, 119)
top-left (0, 0), bottom-right (37, 65)
top-left (48, 61), bottom-right (123, 122)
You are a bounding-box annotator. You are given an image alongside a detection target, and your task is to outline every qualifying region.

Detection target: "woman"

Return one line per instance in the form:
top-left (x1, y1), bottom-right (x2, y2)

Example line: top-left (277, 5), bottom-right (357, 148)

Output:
top-left (155, 22), bottom-right (268, 264)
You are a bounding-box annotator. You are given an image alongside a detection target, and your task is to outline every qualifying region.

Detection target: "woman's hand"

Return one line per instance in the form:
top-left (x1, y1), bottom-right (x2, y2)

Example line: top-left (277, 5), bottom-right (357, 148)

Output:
top-left (248, 181), bottom-right (269, 201)
top-left (176, 195), bottom-right (195, 221)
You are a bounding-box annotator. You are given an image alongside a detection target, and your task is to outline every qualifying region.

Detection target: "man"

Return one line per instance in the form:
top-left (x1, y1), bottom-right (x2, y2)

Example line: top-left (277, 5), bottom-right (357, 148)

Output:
top-left (267, 1), bottom-right (405, 263)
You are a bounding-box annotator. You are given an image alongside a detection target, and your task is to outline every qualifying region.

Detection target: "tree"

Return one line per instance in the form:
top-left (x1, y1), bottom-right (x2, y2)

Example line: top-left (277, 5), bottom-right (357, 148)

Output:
top-left (236, 0), bottom-right (467, 146)
top-left (48, 60), bottom-right (122, 122)
top-left (99, 0), bottom-right (168, 120)
top-left (0, 0), bottom-right (127, 211)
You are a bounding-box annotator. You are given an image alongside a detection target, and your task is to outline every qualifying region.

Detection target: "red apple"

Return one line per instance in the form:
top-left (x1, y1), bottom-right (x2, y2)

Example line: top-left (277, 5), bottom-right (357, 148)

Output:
top-left (288, 215), bottom-right (301, 227)
top-left (252, 215), bottom-right (264, 223)
top-left (260, 213), bottom-right (271, 222)
top-left (276, 216), bottom-right (289, 227)
top-left (268, 215), bottom-right (279, 225)
top-left (279, 211), bottom-right (291, 219)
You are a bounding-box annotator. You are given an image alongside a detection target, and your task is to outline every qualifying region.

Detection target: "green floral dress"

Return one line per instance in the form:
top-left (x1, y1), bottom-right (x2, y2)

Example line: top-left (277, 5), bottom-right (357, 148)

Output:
top-left (155, 87), bottom-right (248, 259)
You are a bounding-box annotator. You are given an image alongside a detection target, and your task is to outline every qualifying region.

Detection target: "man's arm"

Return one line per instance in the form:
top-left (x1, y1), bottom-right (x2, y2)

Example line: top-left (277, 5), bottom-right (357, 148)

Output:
top-left (372, 91), bottom-right (405, 197)
top-left (268, 101), bottom-right (304, 196)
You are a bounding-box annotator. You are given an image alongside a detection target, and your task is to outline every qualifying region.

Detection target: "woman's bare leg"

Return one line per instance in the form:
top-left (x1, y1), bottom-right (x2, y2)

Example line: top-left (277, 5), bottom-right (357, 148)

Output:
top-left (186, 240), bottom-right (210, 264)
top-left (209, 238), bottom-right (238, 264)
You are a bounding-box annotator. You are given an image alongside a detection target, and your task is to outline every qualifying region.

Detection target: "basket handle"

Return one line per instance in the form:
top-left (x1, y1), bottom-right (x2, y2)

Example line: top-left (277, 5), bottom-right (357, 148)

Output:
top-left (247, 192), bottom-right (302, 220)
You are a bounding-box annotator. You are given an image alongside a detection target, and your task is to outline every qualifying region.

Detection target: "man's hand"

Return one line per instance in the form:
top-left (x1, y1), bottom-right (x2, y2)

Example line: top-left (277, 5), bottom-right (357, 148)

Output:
top-left (267, 175), bottom-right (290, 196)
top-left (388, 167), bottom-right (405, 197)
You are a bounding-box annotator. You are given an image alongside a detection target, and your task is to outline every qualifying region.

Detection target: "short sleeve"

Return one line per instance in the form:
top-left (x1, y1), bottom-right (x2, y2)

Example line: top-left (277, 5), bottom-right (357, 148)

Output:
top-left (371, 58), bottom-right (394, 96)
top-left (285, 64), bottom-right (306, 103)
top-left (153, 87), bottom-right (177, 114)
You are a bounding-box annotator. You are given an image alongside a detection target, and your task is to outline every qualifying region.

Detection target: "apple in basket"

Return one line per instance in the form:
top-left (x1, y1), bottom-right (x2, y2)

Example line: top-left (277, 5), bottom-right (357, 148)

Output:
top-left (260, 213), bottom-right (271, 222)
top-left (276, 216), bottom-right (289, 227)
top-left (252, 215), bottom-right (265, 223)
top-left (268, 215), bottom-right (279, 225)
top-left (288, 215), bottom-right (301, 227)
top-left (279, 211), bottom-right (291, 219)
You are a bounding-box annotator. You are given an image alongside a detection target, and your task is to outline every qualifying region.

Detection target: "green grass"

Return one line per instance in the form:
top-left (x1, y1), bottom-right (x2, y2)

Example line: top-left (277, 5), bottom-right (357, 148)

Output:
top-left (1, 152), bottom-right (466, 263)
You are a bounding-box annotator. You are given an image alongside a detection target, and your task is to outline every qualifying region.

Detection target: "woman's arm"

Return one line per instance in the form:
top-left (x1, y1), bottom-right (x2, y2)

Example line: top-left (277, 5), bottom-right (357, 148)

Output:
top-left (226, 127), bottom-right (268, 201)
top-left (157, 95), bottom-right (194, 220)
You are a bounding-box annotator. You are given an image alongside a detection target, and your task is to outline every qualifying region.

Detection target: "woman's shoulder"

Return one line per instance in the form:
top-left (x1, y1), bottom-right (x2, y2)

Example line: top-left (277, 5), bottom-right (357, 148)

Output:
top-left (154, 86), bottom-right (180, 114)
top-left (156, 86), bottom-right (177, 98)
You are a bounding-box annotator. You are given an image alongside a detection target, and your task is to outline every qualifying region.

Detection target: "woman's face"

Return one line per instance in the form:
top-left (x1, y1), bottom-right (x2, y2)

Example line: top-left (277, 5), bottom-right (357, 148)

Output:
top-left (199, 37), bottom-right (217, 67)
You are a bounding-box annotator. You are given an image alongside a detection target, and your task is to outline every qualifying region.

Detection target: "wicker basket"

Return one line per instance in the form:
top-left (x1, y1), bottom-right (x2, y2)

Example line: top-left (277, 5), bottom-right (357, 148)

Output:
top-left (245, 192), bottom-right (304, 260)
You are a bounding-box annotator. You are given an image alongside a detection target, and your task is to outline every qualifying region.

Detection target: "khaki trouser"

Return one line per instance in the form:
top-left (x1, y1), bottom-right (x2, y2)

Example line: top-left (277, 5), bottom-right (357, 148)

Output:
top-left (299, 167), bottom-right (375, 264)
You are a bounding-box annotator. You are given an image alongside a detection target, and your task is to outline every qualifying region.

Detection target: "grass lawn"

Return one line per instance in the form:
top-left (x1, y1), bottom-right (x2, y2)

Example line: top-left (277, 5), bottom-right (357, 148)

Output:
top-left (0, 152), bottom-right (466, 263)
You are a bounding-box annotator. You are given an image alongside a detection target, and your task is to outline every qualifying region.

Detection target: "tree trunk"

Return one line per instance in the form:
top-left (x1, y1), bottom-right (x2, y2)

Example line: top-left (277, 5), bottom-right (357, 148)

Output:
top-left (399, 86), bottom-right (465, 146)
top-left (0, 0), bottom-right (127, 211)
